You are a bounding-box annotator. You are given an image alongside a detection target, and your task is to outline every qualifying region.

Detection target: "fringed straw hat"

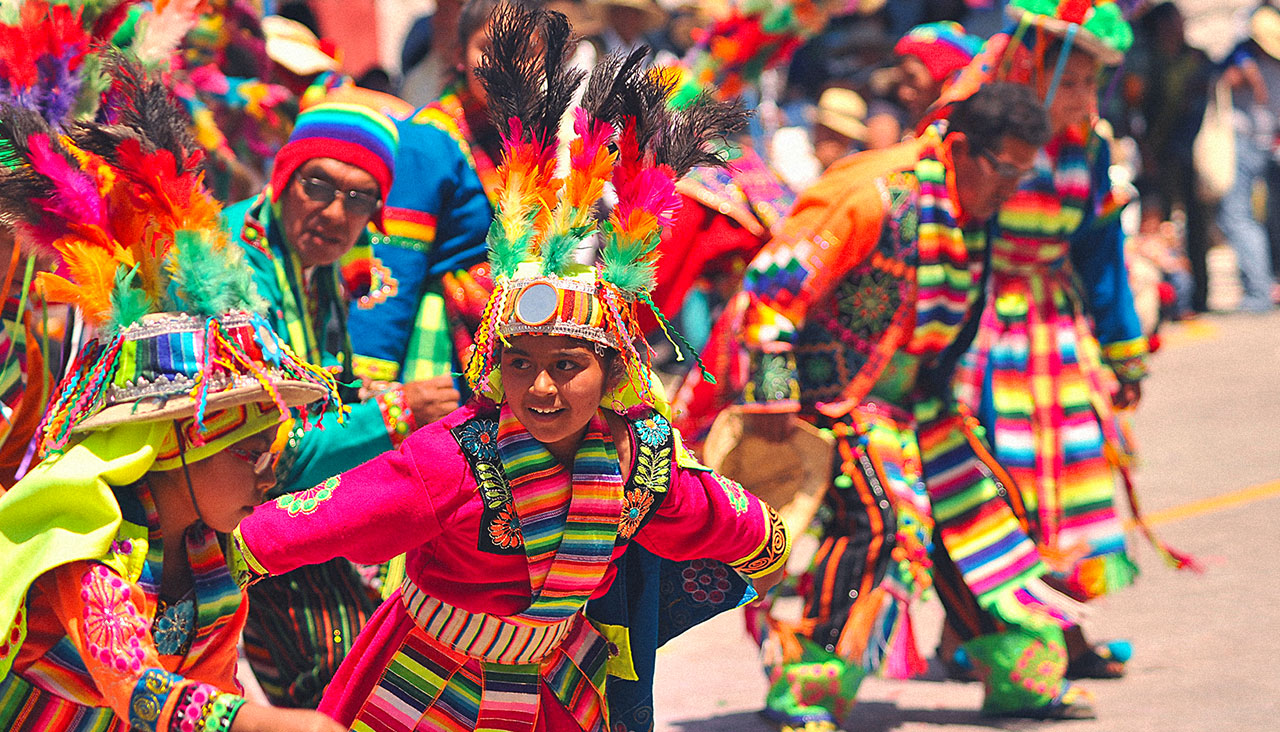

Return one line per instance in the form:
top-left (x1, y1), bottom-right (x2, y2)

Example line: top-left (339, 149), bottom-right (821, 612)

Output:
top-left (0, 54), bottom-right (342, 453)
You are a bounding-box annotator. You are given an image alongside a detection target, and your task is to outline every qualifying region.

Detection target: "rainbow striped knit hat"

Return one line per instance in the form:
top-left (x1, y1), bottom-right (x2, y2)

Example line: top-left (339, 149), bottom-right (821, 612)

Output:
top-left (269, 101), bottom-right (400, 230)
top-left (894, 21), bottom-right (983, 82)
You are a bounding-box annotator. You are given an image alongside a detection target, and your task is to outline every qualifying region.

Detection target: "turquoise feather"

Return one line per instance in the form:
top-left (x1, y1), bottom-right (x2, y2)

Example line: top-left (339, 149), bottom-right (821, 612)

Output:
top-left (106, 265), bottom-right (150, 333)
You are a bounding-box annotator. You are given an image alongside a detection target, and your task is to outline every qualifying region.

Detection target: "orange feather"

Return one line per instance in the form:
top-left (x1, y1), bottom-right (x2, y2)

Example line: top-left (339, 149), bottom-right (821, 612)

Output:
top-left (39, 240), bottom-right (121, 326)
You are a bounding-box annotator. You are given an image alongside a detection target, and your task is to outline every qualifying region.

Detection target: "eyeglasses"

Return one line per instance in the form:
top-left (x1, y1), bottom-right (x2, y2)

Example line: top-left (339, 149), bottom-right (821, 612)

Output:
top-left (225, 445), bottom-right (277, 477)
top-left (295, 175), bottom-right (381, 218)
top-left (979, 149), bottom-right (1036, 184)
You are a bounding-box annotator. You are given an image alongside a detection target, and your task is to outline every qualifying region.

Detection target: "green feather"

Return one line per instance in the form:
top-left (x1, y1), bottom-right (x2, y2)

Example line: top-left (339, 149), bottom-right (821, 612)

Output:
top-left (486, 219), bottom-right (520, 280)
top-left (597, 223), bottom-right (658, 294)
top-left (72, 53), bottom-right (110, 122)
top-left (539, 224), bottom-right (590, 277)
top-left (487, 211), bottom-right (540, 280)
top-left (0, 139), bottom-right (20, 170)
top-left (220, 242), bottom-right (267, 313)
top-left (107, 265), bottom-right (152, 333)
top-left (168, 231), bottom-right (257, 316)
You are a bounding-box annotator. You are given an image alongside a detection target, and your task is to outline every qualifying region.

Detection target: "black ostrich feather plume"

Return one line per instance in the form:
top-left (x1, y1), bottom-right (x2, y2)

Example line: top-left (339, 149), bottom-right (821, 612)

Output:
top-left (652, 93), bottom-right (749, 176)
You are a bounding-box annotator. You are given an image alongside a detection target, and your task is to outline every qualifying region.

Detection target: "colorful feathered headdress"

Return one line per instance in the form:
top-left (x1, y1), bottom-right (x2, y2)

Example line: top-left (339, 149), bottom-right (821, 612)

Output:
top-left (465, 3), bottom-right (746, 405)
top-left (0, 53), bottom-right (341, 451)
top-left (0, 0), bottom-right (221, 129)
top-left (0, 0), bottom-right (122, 126)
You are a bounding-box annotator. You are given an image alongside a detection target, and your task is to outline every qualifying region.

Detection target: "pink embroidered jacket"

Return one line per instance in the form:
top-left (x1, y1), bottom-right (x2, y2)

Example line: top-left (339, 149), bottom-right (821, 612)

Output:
top-left (235, 402), bottom-right (790, 616)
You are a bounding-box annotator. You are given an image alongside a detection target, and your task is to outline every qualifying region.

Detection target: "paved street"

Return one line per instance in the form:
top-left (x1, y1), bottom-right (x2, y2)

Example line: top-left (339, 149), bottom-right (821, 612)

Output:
top-left (653, 309), bottom-right (1280, 732)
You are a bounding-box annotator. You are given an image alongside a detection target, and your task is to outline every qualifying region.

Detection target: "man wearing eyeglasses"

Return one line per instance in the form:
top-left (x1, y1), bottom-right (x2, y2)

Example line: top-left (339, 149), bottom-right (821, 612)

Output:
top-left (222, 101), bottom-right (452, 709)
top-left (673, 83), bottom-right (1086, 725)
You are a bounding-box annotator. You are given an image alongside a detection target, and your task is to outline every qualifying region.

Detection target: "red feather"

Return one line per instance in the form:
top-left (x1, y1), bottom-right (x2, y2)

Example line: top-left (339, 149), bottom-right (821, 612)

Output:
top-left (0, 0), bottom-right (90, 91)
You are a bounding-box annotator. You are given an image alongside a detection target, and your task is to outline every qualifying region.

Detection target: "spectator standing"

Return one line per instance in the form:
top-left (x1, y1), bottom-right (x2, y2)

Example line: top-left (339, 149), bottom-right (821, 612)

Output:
top-left (1218, 3), bottom-right (1280, 312)
top-left (346, 0), bottom-right (507, 398)
top-left (1131, 1), bottom-right (1213, 313)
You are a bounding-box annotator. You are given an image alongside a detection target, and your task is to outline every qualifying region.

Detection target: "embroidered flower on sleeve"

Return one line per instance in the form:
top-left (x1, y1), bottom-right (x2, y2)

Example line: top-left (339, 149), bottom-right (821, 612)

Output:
top-left (275, 476), bottom-right (339, 516)
top-left (714, 474), bottom-right (750, 515)
top-left (488, 505), bottom-right (523, 549)
top-left (618, 488), bottom-right (655, 540)
top-left (458, 419), bottom-right (499, 459)
top-left (81, 564), bottom-right (148, 674)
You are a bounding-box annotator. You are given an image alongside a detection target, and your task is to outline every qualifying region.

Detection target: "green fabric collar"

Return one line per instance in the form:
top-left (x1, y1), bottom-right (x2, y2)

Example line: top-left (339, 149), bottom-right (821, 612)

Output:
top-left (0, 421), bottom-right (168, 678)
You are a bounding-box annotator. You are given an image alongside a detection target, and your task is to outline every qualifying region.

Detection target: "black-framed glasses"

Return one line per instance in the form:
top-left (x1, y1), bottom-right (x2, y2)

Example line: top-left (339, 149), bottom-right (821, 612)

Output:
top-left (295, 175), bottom-right (381, 218)
top-left (225, 445), bottom-right (277, 477)
top-left (979, 149), bottom-right (1035, 183)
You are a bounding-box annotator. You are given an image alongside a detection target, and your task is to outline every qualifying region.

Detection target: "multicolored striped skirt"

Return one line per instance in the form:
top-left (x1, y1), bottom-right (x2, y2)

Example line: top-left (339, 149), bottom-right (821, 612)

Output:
top-left (954, 269), bottom-right (1136, 600)
top-left (324, 580), bottom-right (610, 732)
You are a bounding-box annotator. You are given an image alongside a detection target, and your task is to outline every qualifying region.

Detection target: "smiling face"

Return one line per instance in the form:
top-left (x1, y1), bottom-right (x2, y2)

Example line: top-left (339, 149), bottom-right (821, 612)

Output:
top-left (500, 335), bottom-right (615, 464)
top-left (278, 157), bottom-right (380, 269)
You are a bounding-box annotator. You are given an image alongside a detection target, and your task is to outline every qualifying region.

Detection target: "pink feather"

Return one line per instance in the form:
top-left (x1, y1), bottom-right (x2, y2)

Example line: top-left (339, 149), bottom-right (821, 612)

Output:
top-left (26, 134), bottom-right (107, 239)
top-left (613, 167), bottom-right (680, 233)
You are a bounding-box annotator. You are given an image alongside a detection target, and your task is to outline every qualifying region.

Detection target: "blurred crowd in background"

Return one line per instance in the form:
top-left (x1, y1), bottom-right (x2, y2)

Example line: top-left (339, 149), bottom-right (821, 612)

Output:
top-left (250, 0), bottom-right (1280, 331)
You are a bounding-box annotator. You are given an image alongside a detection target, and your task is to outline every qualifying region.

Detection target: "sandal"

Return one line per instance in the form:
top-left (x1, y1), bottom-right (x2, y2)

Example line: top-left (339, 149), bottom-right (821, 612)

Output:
top-left (1066, 643), bottom-right (1127, 679)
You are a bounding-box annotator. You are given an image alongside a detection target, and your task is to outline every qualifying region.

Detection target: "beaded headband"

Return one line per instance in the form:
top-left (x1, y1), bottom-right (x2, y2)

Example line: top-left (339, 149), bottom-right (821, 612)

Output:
top-left (495, 270), bottom-right (624, 350)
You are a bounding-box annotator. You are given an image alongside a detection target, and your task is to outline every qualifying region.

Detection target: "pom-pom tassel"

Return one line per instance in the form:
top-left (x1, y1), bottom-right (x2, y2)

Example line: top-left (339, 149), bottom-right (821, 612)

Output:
top-left (881, 593), bottom-right (927, 680)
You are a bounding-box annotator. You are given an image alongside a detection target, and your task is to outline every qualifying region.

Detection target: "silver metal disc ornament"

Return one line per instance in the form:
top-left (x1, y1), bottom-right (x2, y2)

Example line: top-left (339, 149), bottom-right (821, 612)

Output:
top-left (513, 282), bottom-right (560, 326)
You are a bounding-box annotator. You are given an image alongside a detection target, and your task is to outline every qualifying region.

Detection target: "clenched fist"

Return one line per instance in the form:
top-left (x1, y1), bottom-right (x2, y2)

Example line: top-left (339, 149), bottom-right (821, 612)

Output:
top-left (403, 375), bottom-right (462, 425)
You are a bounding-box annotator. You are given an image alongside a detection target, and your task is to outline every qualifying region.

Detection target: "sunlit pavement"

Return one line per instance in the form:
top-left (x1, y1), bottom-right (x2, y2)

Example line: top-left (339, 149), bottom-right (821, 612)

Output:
top-left (654, 309), bottom-right (1280, 732)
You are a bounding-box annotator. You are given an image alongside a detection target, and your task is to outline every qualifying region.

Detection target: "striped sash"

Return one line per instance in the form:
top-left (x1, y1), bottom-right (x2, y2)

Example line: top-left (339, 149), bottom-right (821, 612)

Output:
top-left (186, 525), bottom-right (244, 659)
top-left (916, 399), bottom-right (1080, 632)
top-left (495, 406), bottom-right (624, 624)
top-left (400, 582), bottom-right (576, 666)
top-left (0, 673), bottom-right (122, 732)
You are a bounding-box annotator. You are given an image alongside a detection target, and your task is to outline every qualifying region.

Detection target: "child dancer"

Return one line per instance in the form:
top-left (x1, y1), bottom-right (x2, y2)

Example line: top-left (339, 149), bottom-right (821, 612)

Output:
top-left (0, 58), bottom-right (344, 732)
top-left (232, 5), bottom-right (791, 731)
